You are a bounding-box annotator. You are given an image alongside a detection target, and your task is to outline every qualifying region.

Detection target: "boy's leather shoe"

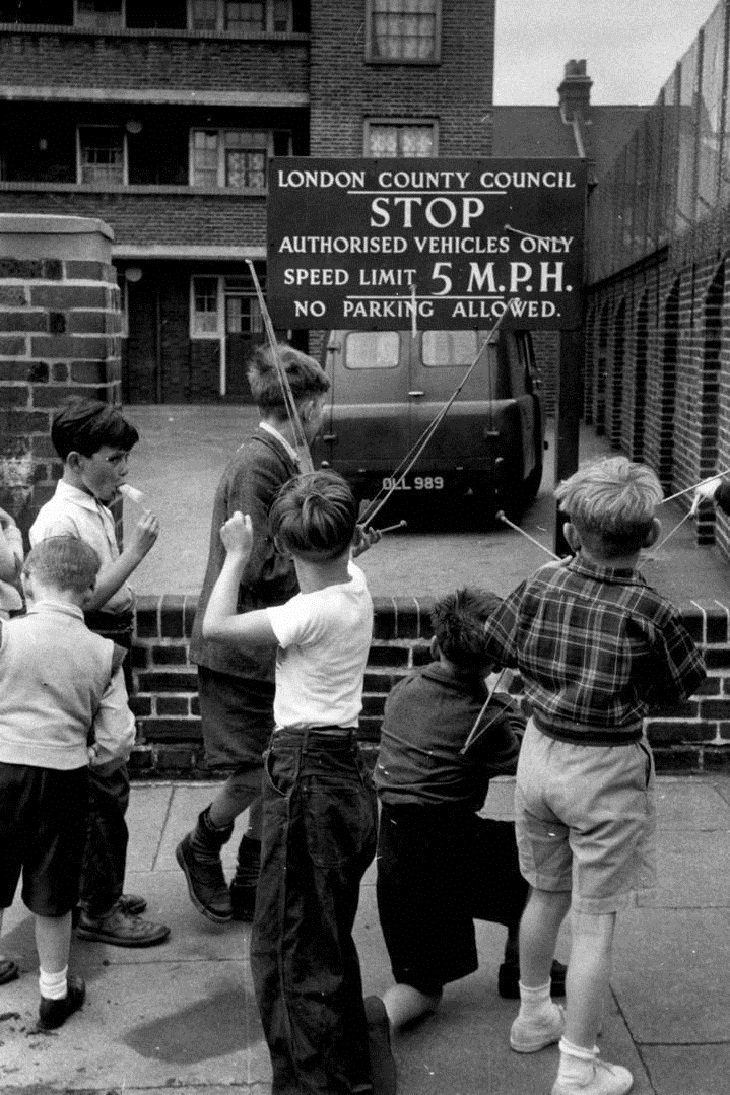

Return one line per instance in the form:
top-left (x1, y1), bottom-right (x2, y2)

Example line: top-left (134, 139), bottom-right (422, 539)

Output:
top-left (118, 893), bottom-right (147, 916)
top-left (176, 810), bottom-right (234, 923)
top-left (76, 905), bottom-right (170, 947)
top-left (38, 974), bottom-right (85, 1030)
top-left (499, 958), bottom-right (567, 999)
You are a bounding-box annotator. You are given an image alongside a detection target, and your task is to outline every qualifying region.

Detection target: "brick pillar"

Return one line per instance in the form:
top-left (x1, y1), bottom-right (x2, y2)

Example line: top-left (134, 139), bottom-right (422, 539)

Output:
top-left (0, 214), bottom-right (121, 540)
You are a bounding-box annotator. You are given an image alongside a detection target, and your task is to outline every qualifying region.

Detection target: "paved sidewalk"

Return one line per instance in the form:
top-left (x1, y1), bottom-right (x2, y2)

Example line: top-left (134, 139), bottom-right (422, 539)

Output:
top-left (1, 775), bottom-right (728, 1094)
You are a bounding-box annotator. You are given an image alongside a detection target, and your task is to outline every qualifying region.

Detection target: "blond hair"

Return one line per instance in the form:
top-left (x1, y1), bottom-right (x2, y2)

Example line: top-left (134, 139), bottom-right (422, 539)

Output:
top-left (554, 456), bottom-right (662, 557)
top-left (23, 536), bottom-right (100, 594)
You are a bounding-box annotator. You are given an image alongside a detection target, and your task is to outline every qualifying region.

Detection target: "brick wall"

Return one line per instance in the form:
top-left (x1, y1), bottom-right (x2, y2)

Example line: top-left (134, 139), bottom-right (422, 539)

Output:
top-left (309, 1), bottom-right (494, 157)
top-left (585, 250), bottom-right (730, 556)
top-left (0, 31), bottom-right (309, 96)
top-left (127, 594), bottom-right (730, 777)
top-left (0, 214), bottom-right (121, 538)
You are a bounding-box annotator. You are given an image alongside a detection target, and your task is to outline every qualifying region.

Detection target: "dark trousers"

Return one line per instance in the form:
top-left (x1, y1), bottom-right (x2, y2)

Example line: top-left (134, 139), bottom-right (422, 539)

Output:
top-left (78, 761), bottom-right (130, 916)
top-left (377, 805), bottom-right (529, 993)
top-left (251, 730), bottom-right (378, 1095)
top-left (80, 610), bottom-right (133, 916)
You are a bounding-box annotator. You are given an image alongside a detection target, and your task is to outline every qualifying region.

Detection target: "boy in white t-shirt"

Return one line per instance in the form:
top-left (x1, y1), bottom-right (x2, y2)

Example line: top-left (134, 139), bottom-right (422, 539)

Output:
top-left (202, 470), bottom-right (394, 1095)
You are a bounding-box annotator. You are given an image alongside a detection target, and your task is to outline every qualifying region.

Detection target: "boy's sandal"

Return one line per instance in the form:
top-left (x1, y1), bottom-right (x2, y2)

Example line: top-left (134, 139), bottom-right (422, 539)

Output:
top-left (0, 957), bottom-right (19, 984)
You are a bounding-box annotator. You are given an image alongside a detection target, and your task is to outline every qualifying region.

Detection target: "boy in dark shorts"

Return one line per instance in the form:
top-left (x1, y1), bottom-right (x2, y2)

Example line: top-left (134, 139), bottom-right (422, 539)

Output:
top-left (0, 537), bottom-right (134, 1029)
top-left (179, 345), bottom-right (331, 924)
top-left (374, 587), bottom-right (566, 1030)
top-left (30, 398), bottom-right (168, 948)
top-left (483, 458), bottom-right (706, 1095)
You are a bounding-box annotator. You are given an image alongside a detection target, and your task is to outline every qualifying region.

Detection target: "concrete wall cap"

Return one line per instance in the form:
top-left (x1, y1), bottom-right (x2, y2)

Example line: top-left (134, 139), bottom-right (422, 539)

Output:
top-left (0, 213), bottom-right (114, 240)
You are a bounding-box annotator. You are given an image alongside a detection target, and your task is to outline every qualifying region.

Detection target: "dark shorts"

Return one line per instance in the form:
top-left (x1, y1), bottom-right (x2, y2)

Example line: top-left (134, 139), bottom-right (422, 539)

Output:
top-left (376, 804), bottom-right (528, 992)
top-left (0, 763), bottom-right (89, 917)
top-left (198, 666), bottom-right (275, 770)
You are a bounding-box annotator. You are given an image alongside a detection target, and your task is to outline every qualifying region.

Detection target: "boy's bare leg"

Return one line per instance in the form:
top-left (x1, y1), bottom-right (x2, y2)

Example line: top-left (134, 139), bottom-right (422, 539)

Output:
top-left (564, 911), bottom-right (615, 1048)
top-left (510, 888), bottom-right (570, 1053)
top-left (35, 911), bottom-right (72, 974)
top-left (207, 768), bottom-right (261, 833)
top-left (519, 888), bottom-right (571, 986)
top-left (383, 983), bottom-right (442, 1030)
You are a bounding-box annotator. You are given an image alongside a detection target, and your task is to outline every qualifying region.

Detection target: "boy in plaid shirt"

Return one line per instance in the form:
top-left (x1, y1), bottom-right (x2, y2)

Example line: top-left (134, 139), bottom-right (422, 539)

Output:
top-left (482, 457), bottom-right (706, 1095)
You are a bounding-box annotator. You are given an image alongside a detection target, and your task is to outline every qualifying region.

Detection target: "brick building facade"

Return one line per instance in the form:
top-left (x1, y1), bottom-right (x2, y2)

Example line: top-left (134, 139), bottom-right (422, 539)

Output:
top-left (0, 1), bottom-right (494, 403)
top-left (584, 0), bottom-right (730, 563)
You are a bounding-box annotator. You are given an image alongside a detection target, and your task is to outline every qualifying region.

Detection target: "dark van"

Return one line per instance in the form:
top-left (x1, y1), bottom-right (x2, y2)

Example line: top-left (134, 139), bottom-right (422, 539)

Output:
top-left (315, 328), bottom-right (544, 521)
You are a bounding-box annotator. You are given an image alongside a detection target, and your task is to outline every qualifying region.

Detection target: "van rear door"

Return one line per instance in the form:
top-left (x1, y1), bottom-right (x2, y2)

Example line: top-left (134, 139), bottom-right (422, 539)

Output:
top-left (407, 329), bottom-right (505, 471)
top-left (321, 330), bottom-right (410, 474)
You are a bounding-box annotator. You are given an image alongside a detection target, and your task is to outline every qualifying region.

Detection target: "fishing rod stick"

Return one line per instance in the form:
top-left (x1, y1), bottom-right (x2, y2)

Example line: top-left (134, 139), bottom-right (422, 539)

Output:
top-left (661, 467), bottom-right (730, 505)
top-left (359, 307), bottom-right (513, 526)
top-left (246, 260), bottom-right (314, 472)
top-left (496, 510), bottom-right (560, 560)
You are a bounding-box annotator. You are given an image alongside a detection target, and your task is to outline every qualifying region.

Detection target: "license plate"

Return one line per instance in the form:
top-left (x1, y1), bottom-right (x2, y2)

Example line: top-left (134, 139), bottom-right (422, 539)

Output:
top-left (382, 475), bottom-right (445, 491)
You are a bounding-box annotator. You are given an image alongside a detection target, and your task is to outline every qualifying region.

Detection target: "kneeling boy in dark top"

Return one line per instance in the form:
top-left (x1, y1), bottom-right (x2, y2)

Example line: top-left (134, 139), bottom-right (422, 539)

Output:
top-left (374, 587), bottom-right (565, 1029)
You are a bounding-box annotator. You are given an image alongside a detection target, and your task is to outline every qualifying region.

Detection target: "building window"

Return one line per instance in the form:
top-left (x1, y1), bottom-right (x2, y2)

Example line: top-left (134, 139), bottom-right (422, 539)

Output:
top-left (225, 281), bottom-right (263, 334)
top-left (74, 0), bottom-right (125, 30)
top-left (191, 277), bottom-right (221, 337)
top-left (77, 126), bottom-right (126, 185)
top-left (191, 274), bottom-right (265, 338)
top-left (191, 128), bottom-right (289, 189)
top-left (364, 120), bottom-right (437, 156)
top-left (366, 0), bottom-right (441, 63)
top-left (189, 0), bottom-right (292, 32)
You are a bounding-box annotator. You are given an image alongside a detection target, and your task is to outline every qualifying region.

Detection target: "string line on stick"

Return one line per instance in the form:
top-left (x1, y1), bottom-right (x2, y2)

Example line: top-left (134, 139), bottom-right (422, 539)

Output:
top-left (246, 260), bottom-right (314, 473)
top-left (497, 510), bottom-right (560, 560)
top-left (359, 307), bottom-right (513, 527)
top-left (460, 669), bottom-right (506, 754)
top-left (643, 507), bottom-right (693, 559)
top-left (661, 466), bottom-right (730, 505)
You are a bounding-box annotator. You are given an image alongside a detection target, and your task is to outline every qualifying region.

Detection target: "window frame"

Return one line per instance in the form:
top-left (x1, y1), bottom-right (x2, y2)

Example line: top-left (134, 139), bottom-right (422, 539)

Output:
top-left (188, 0), bottom-right (293, 33)
top-left (190, 274), bottom-right (265, 340)
top-left (76, 124), bottom-right (128, 186)
top-left (365, 0), bottom-right (442, 65)
top-left (189, 127), bottom-right (288, 190)
top-left (74, 0), bottom-right (126, 30)
top-left (363, 117), bottom-right (439, 157)
top-left (190, 276), bottom-right (223, 340)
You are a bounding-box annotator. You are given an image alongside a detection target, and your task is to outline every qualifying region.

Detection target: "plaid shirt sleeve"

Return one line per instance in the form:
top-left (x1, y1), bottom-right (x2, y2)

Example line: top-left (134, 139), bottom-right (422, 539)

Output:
top-left (644, 605), bottom-right (706, 706)
top-left (481, 579), bottom-right (527, 668)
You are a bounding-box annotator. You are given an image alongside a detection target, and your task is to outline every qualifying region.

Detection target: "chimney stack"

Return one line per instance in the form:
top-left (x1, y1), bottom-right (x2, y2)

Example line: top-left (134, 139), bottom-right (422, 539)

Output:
top-left (558, 59), bottom-right (592, 122)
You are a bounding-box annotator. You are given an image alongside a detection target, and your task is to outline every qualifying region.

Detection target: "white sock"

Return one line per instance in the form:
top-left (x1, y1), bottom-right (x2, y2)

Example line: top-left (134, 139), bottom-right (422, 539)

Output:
top-left (557, 1036), bottom-right (598, 1085)
top-left (518, 979), bottom-right (554, 1021)
top-left (39, 964), bottom-right (68, 1001)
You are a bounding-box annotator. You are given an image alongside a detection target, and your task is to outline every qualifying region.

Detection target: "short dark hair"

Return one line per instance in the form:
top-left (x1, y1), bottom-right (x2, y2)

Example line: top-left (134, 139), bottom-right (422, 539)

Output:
top-left (431, 587), bottom-right (503, 672)
top-left (51, 398), bottom-right (139, 461)
top-left (247, 343), bottom-right (330, 411)
top-left (269, 470), bottom-right (357, 561)
top-left (23, 536), bottom-right (100, 594)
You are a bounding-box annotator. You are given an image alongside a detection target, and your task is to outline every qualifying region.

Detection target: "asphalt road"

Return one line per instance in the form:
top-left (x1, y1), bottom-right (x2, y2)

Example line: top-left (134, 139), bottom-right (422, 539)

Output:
top-left (123, 405), bottom-right (729, 606)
